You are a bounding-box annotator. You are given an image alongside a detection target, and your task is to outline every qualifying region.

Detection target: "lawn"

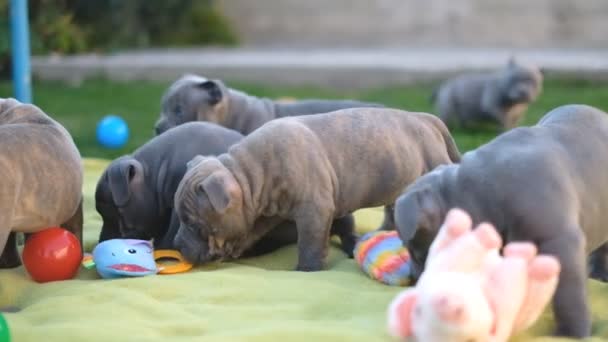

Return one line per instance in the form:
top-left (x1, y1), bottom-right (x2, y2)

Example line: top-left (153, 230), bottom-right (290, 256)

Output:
top-left (2, 77), bottom-right (608, 341)
top-left (1, 77), bottom-right (608, 159)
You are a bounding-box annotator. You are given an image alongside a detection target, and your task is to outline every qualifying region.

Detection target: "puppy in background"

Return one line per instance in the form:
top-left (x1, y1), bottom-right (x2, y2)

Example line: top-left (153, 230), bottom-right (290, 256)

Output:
top-left (433, 58), bottom-right (543, 131)
top-left (155, 74), bottom-right (384, 135)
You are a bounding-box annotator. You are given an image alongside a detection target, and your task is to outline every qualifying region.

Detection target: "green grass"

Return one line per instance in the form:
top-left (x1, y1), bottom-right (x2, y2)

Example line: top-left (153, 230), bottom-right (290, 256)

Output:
top-left (2, 77), bottom-right (608, 159)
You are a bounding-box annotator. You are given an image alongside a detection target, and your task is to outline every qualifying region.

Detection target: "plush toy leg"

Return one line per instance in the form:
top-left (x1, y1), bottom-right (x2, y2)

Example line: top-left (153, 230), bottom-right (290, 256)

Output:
top-left (427, 208), bottom-right (472, 260)
top-left (430, 222), bottom-right (502, 273)
top-left (485, 256), bottom-right (529, 341)
top-left (512, 254), bottom-right (560, 333)
top-left (387, 289), bottom-right (418, 339)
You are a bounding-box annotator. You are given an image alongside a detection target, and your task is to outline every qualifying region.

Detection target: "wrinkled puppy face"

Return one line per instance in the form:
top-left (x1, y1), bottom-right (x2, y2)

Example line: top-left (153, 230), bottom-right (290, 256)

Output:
top-left (155, 74), bottom-right (228, 135)
top-left (501, 58), bottom-right (543, 105)
top-left (394, 174), bottom-right (447, 281)
top-left (96, 157), bottom-right (162, 242)
top-left (412, 273), bottom-right (494, 341)
top-left (173, 155), bottom-right (248, 264)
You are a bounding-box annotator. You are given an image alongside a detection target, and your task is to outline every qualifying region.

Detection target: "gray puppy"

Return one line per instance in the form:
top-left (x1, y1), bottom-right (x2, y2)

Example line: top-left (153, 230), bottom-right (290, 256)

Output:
top-left (0, 98), bottom-right (83, 268)
top-left (173, 108), bottom-right (460, 271)
top-left (96, 121), bottom-right (356, 254)
top-left (394, 104), bottom-right (608, 338)
top-left (155, 74), bottom-right (384, 135)
top-left (96, 122), bottom-right (243, 248)
top-left (433, 58), bottom-right (543, 130)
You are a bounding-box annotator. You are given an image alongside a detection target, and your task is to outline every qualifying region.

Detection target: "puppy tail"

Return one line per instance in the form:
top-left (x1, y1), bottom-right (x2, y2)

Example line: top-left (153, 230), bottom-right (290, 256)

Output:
top-left (433, 117), bottom-right (461, 163)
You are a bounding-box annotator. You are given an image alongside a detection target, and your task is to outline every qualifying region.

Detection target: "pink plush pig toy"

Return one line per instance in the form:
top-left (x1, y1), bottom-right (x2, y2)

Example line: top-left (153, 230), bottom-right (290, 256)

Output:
top-left (387, 208), bottom-right (561, 342)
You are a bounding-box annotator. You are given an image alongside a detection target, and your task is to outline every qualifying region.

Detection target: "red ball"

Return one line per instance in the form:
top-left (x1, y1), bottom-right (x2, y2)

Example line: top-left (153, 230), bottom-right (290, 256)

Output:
top-left (22, 227), bottom-right (82, 283)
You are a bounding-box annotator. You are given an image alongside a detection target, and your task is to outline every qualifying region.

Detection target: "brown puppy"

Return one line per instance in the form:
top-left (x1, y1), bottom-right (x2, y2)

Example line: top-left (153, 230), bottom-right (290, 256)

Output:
top-left (173, 108), bottom-right (460, 271)
top-left (0, 98), bottom-right (83, 268)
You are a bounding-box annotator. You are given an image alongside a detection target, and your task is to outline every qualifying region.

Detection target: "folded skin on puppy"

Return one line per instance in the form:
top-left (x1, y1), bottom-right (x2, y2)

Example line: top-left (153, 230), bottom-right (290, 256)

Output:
top-left (173, 108), bottom-right (461, 271)
top-left (0, 98), bottom-right (83, 268)
top-left (155, 74), bottom-right (385, 135)
top-left (394, 104), bottom-right (608, 337)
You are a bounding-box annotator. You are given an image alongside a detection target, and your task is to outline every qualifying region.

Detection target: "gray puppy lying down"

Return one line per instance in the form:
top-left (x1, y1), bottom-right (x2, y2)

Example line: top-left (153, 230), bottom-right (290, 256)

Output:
top-left (173, 108), bottom-right (460, 271)
top-left (0, 98), bottom-right (83, 268)
top-left (155, 74), bottom-right (384, 135)
top-left (433, 58), bottom-right (543, 130)
top-left (95, 121), bottom-right (356, 254)
top-left (394, 104), bottom-right (608, 338)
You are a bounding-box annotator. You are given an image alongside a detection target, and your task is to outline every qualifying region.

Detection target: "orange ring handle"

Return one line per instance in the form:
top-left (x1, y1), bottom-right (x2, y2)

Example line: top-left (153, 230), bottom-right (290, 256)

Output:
top-left (154, 250), bottom-right (193, 274)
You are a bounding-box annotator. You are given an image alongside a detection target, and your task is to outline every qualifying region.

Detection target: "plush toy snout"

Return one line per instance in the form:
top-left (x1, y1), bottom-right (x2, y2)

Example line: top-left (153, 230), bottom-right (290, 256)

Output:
top-left (433, 295), bottom-right (466, 324)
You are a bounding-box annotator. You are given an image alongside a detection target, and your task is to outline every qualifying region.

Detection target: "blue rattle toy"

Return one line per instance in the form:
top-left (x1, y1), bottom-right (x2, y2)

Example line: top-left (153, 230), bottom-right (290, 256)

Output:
top-left (82, 239), bottom-right (193, 279)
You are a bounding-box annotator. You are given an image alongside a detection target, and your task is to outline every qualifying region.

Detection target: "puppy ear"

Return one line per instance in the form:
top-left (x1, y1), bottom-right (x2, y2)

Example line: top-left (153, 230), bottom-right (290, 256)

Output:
top-left (418, 186), bottom-right (442, 224)
top-left (387, 290), bottom-right (418, 338)
top-left (395, 186), bottom-right (441, 242)
top-left (198, 80), bottom-right (223, 106)
top-left (108, 157), bottom-right (142, 207)
top-left (198, 172), bottom-right (239, 214)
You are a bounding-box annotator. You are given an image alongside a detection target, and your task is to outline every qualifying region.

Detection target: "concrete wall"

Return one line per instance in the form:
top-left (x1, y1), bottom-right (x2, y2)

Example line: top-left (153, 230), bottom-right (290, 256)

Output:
top-left (217, 0), bottom-right (608, 48)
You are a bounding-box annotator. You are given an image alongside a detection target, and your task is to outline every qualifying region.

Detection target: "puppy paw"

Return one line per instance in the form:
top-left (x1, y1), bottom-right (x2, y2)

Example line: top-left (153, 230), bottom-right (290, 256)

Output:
top-left (295, 261), bottom-right (324, 272)
top-left (589, 268), bottom-right (608, 282)
top-left (0, 258), bottom-right (21, 269)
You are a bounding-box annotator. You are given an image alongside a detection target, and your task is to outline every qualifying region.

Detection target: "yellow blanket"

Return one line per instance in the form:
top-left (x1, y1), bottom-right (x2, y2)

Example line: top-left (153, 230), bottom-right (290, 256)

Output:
top-left (0, 159), bottom-right (606, 342)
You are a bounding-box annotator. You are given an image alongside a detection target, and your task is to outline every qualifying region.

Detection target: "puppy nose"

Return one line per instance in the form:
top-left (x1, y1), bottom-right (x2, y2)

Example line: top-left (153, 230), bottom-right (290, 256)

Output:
top-left (154, 125), bottom-right (164, 135)
top-left (432, 295), bottom-right (465, 323)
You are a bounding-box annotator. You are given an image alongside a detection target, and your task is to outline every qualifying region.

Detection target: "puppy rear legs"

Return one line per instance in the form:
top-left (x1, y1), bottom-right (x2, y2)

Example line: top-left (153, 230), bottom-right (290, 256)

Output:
top-left (540, 228), bottom-right (591, 338)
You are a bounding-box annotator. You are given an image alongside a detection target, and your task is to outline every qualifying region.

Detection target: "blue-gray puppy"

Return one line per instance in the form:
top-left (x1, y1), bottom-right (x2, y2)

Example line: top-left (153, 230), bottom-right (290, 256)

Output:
top-left (433, 58), bottom-right (543, 130)
top-left (96, 122), bottom-right (243, 248)
top-left (96, 121), bottom-right (357, 254)
top-left (173, 108), bottom-right (460, 271)
top-left (155, 74), bottom-right (384, 135)
top-left (394, 104), bottom-right (608, 338)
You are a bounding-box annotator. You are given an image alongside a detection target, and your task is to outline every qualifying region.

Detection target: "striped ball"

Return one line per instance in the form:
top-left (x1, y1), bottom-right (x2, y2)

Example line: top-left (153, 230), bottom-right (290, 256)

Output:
top-left (354, 230), bottom-right (412, 286)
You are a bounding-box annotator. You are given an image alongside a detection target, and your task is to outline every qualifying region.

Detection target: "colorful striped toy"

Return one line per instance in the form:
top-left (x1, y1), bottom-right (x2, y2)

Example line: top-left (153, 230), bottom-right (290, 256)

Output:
top-left (354, 230), bottom-right (412, 286)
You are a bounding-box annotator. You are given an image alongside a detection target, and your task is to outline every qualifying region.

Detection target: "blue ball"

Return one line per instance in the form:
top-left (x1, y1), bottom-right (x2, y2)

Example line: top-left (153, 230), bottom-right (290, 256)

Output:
top-left (96, 115), bottom-right (129, 149)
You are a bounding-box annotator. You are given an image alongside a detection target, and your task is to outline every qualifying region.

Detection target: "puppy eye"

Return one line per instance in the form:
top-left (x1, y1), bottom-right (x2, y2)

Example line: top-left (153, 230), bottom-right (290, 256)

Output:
top-left (128, 249), bottom-right (137, 254)
top-left (174, 105), bottom-right (182, 116)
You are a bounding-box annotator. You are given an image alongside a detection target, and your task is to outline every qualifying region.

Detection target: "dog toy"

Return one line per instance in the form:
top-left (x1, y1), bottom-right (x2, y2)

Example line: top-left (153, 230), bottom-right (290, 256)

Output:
top-left (354, 230), bottom-right (412, 286)
top-left (387, 209), bottom-right (560, 342)
top-left (96, 115), bottom-right (129, 149)
top-left (82, 239), bottom-right (193, 279)
top-left (22, 227), bottom-right (82, 283)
